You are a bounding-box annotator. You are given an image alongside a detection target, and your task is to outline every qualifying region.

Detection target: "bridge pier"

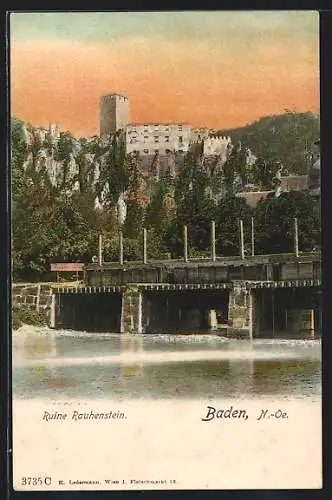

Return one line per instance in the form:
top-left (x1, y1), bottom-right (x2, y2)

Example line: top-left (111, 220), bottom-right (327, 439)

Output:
top-left (227, 284), bottom-right (253, 339)
top-left (121, 288), bottom-right (143, 334)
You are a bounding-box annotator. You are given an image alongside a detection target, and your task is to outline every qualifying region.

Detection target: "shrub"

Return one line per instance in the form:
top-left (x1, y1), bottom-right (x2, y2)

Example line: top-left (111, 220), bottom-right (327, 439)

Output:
top-left (12, 305), bottom-right (48, 330)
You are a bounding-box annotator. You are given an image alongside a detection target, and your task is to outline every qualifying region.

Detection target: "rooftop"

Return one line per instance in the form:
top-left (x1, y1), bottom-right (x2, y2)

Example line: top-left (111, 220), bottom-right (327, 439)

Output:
top-left (235, 191), bottom-right (273, 207)
top-left (280, 175), bottom-right (308, 192)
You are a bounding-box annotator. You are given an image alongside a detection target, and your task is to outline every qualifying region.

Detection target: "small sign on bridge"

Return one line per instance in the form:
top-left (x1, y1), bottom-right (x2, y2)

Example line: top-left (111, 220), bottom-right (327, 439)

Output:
top-left (51, 263), bottom-right (84, 272)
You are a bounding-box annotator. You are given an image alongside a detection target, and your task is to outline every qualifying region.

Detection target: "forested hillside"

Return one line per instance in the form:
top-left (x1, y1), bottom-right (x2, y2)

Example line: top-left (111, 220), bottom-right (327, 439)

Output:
top-left (214, 111), bottom-right (319, 174)
top-left (11, 116), bottom-right (320, 281)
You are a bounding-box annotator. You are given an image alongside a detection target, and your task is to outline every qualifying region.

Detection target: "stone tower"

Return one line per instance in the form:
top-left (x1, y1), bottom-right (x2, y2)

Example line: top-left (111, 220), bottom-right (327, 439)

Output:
top-left (99, 93), bottom-right (130, 137)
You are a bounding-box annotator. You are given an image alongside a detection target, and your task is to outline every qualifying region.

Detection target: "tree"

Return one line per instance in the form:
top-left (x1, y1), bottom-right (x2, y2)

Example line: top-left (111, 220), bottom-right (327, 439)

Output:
top-left (11, 115), bottom-right (321, 279)
top-left (215, 196), bottom-right (253, 256)
top-left (254, 191), bottom-right (320, 254)
top-left (11, 117), bottom-right (29, 200)
top-left (169, 151), bottom-right (218, 255)
top-left (221, 142), bottom-right (248, 193)
top-left (214, 111), bottom-right (319, 175)
top-left (251, 157), bottom-right (281, 191)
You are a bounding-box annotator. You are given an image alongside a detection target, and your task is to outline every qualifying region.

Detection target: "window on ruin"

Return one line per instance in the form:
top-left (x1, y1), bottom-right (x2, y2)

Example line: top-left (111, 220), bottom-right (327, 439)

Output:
top-left (165, 136), bottom-right (170, 142)
top-left (178, 125), bottom-right (183, 131)
top-left (144, 149), bottom-right (149, 154)
top-left (154, 136), bottom-right (159, 143)
top-left (178, 136), bottom-right (183, 143)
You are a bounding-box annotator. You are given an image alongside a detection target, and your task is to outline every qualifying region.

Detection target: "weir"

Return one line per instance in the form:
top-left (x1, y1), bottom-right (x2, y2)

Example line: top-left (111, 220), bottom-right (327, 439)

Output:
top-left (50, 285), bottom-right (321, 339)
top-left (253, 287), bottom-right (321, 338)
top-left (143, 290), bottom-right (229, 333)
top-left (53, 292), bottom-right (122, 332)
top-left (20, 252), bottom-right (320, 339)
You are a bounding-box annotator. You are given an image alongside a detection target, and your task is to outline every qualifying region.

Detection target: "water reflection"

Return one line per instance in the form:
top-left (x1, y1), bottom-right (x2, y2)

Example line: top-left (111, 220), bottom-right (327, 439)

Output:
top-left (120, 335), bottom-right (144, 380)
top-left (13, 329), bottom-right (57, 360)
top-left (12, 328), bottom-right (321, 401)
top-left (13, 329), bottom-right (76, 390)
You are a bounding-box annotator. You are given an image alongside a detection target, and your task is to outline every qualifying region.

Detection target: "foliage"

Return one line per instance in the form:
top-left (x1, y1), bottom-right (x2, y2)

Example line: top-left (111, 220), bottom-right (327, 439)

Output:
top-left (11, 117), bottom-right (29, 199)
top-left (96, 131), bottom-right (128, 207)
top-left (251, 157), bottom-right (281, 190)
top-left (254, 191), bottom-right (320, 254)
top-left (221, 143), bottom-right (249, 193)
top-left (214, 111), bottom-right (319, 174)
top-left (215, 196), bottom-right (253, 256)
top-left (12, 305), bottom-right (48, 330)
top-left (145, 175), bottom-right (176, 235)
top-left (170, 152), bottom-right (218, 254)
top-left (11, 115), bottom-right (321, 280)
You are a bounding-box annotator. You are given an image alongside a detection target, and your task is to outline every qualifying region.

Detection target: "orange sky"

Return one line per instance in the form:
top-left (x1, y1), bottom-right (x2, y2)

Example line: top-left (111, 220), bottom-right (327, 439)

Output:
top-left (10, 12), bottom-right (319, 137)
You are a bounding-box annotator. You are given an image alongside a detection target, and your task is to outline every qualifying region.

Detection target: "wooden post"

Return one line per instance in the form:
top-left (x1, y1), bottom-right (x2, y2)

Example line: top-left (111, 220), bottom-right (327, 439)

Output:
top-left (50, 293), bottom-right (56, 328)
top-left (248, 291), bottom-right (253, 341)
top-left (211, 220), bottom-right (216, 262)
top-left (294, 217), bottom-right (299, 257)
top-left (98, 234), bottom-right (103, 266)
top-left (261, 291), bottom-right (265, 332)
top-left (137, 292), bottom-right (143, 334)
top-left (306, 309), bottom-right (314, 339)
top-left (272, 288), bottom-right (275, 338)
top-left (143, 228), bottom-right (147, 264)
top-left (183, 225), bottom-right (188, 262)
top-left (36, 284), bottom-right (41, 313)
top-left (120, 292), bottom-right (125, 333)
top-left (251, 217), bottom-right (255, 257)
top-left (119, 229), bottom-right (123, 265)
top-left (239, 220), bottom-right (245, 260)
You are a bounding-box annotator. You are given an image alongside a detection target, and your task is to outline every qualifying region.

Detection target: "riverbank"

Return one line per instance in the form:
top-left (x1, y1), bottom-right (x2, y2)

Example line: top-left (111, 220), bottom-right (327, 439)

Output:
top-left (12, 305), bottom-right (49, 331)
top-left (12, 281), bottom-right (82, 330)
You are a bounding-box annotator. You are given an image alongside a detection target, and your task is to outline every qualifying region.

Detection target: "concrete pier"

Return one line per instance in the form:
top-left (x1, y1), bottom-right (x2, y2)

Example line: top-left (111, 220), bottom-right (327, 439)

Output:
top-left (121, 288), bottom-right (143, 334)
top-left (227, 284), bottom-right (253, 339)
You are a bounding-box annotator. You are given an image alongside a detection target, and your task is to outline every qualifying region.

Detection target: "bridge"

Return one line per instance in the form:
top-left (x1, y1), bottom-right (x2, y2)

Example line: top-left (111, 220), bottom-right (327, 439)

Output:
top-left (51, 250), bottom-right (321, 339)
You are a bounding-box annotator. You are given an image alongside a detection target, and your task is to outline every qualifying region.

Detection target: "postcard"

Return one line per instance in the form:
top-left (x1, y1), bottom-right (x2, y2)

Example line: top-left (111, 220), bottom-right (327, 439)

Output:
top-left (10, 11), bottom-right (321, 490)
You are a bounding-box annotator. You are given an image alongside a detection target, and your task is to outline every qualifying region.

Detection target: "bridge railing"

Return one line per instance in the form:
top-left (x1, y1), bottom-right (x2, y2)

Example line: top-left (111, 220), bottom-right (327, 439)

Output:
top-left (91, 219), bottom-right (320, 268)
top-left (86, 251), bottom-right (321, 270)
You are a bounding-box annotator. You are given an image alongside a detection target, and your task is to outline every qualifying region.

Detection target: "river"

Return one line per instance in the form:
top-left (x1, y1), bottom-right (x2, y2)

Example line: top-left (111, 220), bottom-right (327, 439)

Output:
top-left (11, 326), bottom-right (322, 490)
top-left (12, 325), bottom-right (321, 401)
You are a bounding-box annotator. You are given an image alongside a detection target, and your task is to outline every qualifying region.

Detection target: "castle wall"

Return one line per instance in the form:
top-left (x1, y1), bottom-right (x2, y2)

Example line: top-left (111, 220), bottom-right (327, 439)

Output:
top-left (126, 123), bottom-right (192, 155)
top-left (203, 136), bottom-right (231, 157)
